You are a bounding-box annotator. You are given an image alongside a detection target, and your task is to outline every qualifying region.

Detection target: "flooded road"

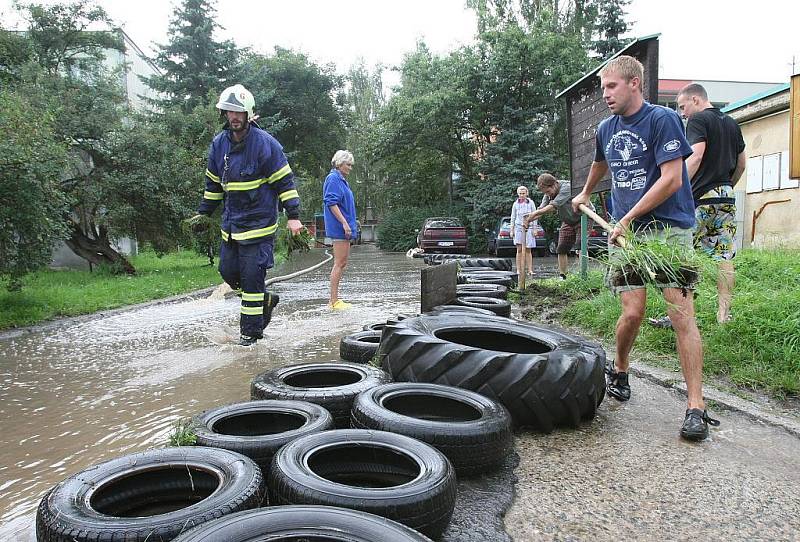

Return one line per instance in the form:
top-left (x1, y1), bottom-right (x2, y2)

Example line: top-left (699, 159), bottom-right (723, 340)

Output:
top-left (0, 245), bottom-right (422, 540)
top-left (2, 246), bottom-right (799, 541)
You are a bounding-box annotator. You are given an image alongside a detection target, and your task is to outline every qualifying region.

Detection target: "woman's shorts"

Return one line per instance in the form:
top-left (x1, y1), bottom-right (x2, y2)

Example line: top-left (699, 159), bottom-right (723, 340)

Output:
top-left (513, 223), bottom-right (536, 248)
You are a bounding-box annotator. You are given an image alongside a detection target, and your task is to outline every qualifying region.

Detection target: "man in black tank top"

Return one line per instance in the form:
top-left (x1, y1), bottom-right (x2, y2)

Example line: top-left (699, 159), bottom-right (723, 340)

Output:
top-left (649, 84), bottom-right (745, 327)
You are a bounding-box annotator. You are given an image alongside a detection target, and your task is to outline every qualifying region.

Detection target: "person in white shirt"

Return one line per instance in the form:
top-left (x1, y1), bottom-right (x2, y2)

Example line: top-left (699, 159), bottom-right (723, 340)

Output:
top-left (510, 185), bottom-right (537, 278)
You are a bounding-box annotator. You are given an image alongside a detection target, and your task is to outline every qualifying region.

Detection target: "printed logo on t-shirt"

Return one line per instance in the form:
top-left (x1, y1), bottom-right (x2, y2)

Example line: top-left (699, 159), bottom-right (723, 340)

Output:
top-left (606, 130), bottom-right (649, 192)
top-left (663, 139), bottom-right (681, 152)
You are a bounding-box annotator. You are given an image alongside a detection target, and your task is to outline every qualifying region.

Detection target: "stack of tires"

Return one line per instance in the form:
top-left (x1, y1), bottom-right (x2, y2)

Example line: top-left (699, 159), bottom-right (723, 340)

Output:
top-left (423, 255), bottom-right (515, 317)
top-left (38, 320), bottom-right (518, 541)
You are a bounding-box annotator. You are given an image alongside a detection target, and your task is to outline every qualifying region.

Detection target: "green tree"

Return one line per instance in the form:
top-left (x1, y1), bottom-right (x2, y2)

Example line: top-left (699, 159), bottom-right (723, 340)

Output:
top-left (591, 0), bottom-right (631, 59)
top-left (234, 47), bottom-right (345, 219)
top-left (146, 0), bottom-right (238, 112)
top-left (4, 1), bottom-right (216, 278)
top-left (341, 60), bottom-right (386, 219)
top-left (373, 42), bottom-right (480, 209)
top-left (0, 89), bottom-right (70, 291)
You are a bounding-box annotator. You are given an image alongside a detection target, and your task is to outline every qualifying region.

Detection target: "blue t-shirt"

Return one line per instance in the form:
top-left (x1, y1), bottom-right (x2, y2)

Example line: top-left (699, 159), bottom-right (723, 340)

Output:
top-left (322, 169), bottom-right (358, 239)
top-left (595, 102), bottom-right (696, 230)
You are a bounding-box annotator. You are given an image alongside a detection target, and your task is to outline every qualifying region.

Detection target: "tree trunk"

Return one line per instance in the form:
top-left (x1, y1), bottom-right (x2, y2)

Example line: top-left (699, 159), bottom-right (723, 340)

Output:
top-left (65, 223), bottom-right (136, 275)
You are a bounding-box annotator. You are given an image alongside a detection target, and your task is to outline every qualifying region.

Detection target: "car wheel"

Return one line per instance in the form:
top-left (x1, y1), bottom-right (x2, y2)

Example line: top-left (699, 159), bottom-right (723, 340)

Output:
top-left (37, 447), bottom-right (263, 542)
top-left (251, 363), bottom-right (392, 428)
top-left (267, 429), bottom-right (456, 539)
top-left (351, 383), bottom-right (513, 476)
top-left (191, 401), bottom-right (334, 470)
top-left (172, 506), bottom-right (434, 542)
top-left (548, 240), bottom-right (557, 255)
top-left (340, 330), bottom-right (382, 364)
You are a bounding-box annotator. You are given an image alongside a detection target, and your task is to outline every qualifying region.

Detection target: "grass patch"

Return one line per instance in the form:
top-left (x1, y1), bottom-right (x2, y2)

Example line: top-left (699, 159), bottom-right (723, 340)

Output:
top-left (0, 247), bottom-right (287, 330)
top-left (167, 418), bottom-right (197, 446)
top-left (520, 249), bottom-right (800, 397)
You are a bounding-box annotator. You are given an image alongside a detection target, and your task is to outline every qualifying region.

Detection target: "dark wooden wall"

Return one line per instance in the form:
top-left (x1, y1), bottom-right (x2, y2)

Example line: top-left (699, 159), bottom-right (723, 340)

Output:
top-left (566, 39), bottom-right (659, 196)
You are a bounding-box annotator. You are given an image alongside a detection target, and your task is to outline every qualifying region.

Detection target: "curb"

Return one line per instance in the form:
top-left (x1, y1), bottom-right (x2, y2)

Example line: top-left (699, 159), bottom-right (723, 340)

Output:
top-left (629, 362), bottom-right (800, 439)
top-left (512, 306), bottom-right (800, 439)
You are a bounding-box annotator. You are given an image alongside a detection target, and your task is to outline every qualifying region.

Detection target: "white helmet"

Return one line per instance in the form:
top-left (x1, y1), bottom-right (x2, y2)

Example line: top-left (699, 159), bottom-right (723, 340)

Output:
top-left (216, 84), bottom-right (255, 120)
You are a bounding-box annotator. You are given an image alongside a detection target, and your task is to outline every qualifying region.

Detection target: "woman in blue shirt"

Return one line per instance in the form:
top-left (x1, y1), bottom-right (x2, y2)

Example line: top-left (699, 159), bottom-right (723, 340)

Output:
top-left (323, 150), bottom-right (358, 310)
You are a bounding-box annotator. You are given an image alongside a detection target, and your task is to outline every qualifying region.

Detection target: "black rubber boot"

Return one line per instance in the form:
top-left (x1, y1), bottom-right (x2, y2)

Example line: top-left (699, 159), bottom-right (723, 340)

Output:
top-left (239, 334), bottom-right (261, 346)
top-left (263, 292), bottom-right (280, 329)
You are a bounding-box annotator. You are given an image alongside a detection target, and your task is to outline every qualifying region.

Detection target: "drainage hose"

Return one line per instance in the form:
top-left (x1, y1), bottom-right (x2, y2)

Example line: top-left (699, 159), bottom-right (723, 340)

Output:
top-left (265, 249), bottom-right (334, 286)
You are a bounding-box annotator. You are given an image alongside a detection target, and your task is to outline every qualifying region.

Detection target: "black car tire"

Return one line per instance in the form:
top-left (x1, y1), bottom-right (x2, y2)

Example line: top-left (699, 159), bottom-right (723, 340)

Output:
top-left (351, 383), bottom-right (513, 475)
top-left (363, 321), bottom-right (388, 332)
top-left (456, 283), bottom-right (508, 299)
top-left (378, 313), bottom-right (606, 432)
top-left (462, 275), bottom-right (514, 287)
top-left (452, 296), bottom-right (512, 317)
top-left (171, 506), bottom-right (434, 542)
top-left (340, 330), bottom-right (382, 363)
top-left (424, 253), bottom-right (472, 264)
top-left (427, 305), bottom-right (497, 317)
top-left (36, 447), bottom-right (264, 542)
top-left (191, 401), bottom-right (334, 470)
top-left (251, 362), bottom-right (392, 428)
top-left (443, 258), bottom-right (512, 271)
top-left (267, 429), bottom-right (456, 539)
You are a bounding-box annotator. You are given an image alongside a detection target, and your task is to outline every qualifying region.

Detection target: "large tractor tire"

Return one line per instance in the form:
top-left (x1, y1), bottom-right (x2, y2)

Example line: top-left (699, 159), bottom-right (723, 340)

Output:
top-left (377, 312), bottom-right (605, 433)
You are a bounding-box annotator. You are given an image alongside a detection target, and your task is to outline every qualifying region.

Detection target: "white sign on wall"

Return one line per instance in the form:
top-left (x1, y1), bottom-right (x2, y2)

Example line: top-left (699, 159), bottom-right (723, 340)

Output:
top-left (762, 153), bottom-right (781, 191)
top-left (780, 150), bottom-right (799, 189)
top-left (746, 155), bottom-right (763, 193)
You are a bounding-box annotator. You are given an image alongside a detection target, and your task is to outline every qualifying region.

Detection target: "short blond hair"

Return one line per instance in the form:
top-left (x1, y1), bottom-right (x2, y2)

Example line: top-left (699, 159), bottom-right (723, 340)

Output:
top-left (516, 185), bottom-right (528, 194)
top-left (598, 55), bottom-right (643, 83)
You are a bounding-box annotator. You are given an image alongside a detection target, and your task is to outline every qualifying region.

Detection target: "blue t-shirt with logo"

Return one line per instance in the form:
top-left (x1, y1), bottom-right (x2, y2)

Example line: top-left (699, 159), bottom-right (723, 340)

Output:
top-left (594, 101), bottom-right (696, 230)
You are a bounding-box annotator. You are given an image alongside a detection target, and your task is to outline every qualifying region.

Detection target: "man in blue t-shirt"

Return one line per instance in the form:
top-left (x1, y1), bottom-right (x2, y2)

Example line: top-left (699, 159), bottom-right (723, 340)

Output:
top-left (571, 55), bottom-right (719, 441)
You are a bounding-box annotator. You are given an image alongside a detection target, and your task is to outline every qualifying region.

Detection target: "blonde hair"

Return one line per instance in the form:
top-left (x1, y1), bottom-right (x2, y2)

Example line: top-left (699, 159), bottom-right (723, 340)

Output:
top-left (536, 173), bottom-right (558, 189)
top-left (331, 150), bottom-right (354, 168)
top-left (598, 55), bottom-right (643, 83)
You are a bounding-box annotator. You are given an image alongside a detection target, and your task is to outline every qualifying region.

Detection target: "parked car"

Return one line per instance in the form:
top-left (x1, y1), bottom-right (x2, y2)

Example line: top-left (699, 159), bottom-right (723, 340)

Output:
top-left (549, 223), bottom-right (609, 255)
top-left (487, 216), bottom-right (548, 256)
top-left (416, 217), bottom-right (468, 253)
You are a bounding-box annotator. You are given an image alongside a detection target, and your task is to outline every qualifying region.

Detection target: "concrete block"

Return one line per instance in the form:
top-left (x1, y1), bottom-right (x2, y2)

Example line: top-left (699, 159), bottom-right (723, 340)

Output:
top-left (421, 261), bottom-right (457, 312)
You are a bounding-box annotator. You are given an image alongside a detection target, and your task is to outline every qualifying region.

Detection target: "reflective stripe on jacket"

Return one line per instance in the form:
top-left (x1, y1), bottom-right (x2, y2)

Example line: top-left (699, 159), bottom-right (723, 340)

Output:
top-left (197, 125), bottom-right (300, 244)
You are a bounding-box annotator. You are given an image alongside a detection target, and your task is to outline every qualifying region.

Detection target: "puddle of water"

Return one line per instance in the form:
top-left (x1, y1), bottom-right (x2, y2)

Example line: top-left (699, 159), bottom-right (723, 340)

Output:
top-left (0, 245), bottom-right (422, 540)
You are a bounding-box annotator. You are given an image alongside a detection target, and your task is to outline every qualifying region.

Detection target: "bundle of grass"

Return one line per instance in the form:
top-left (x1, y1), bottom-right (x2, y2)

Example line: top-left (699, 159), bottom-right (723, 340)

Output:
top-left (577, 205), bottom-right (705, 294)
top-left (278, 226), bottom-right (314, 254)
top-left (605, 229), bottom-right (708, 294)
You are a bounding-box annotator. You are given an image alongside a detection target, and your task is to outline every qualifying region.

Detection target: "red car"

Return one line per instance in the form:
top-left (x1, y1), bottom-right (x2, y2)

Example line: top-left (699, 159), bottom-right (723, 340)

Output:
top-left (416, 217), bottom-right (468, 253)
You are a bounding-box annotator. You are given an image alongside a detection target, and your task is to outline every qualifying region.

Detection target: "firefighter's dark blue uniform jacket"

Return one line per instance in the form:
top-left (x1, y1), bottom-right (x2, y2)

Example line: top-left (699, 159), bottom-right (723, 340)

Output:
top-left (197, 125), bottom-right (300, 243)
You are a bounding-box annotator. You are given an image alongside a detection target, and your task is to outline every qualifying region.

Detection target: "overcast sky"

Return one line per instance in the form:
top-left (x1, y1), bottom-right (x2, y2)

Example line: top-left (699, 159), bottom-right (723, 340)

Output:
top-left (2, 0), bottom-right (798, 85)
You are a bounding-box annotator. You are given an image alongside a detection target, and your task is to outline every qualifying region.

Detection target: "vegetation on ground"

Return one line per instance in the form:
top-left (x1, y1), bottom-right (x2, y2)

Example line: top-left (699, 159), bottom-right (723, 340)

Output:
top-left (0, 247), bottom-right (285, 330)
top-left (167, 418), bottom-right (197, 447)
top-left (519, 249), bottom-right (800, 397)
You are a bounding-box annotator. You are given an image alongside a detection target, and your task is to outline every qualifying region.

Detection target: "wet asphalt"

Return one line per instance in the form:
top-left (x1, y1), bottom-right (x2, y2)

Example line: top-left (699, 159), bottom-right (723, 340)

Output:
top-left (1, 245), bottom-right (798, 541)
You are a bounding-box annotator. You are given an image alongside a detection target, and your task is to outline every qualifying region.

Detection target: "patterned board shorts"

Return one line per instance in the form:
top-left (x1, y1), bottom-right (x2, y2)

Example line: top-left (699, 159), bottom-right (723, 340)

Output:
top-left (606, 227), bottom-right (696, 295)
top-left (694, 185), bottom-right (736, 261)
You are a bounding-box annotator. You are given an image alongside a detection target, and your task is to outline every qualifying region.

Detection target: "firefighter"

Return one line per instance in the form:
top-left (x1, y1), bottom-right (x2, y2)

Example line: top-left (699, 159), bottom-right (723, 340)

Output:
top-left (193, 84), bottom-right (302, 346)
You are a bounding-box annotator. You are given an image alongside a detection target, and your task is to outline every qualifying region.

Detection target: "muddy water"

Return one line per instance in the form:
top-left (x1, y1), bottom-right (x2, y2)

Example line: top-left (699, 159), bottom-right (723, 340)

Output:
top-left (0, 245), bottom-right (423, 540)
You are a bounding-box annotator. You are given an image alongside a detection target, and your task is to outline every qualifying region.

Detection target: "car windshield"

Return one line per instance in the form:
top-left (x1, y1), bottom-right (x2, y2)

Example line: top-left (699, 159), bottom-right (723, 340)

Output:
top-left (426, 219), bottom-right (462, 228)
